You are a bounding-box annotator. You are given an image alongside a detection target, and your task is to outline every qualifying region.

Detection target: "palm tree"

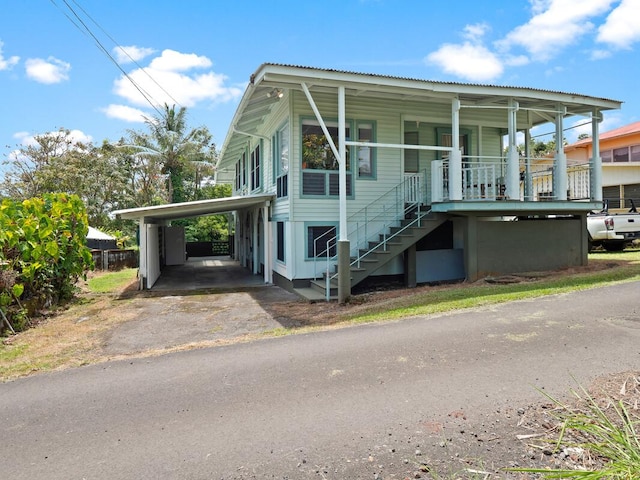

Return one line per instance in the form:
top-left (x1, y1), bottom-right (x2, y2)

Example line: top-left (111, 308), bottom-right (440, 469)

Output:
top-left (127, 104), bottom-right (215, 203)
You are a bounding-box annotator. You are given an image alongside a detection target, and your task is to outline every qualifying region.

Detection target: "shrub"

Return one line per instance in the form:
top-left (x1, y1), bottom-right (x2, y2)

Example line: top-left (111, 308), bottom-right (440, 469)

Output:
top-left (0, 194), bottom-right (94, 333)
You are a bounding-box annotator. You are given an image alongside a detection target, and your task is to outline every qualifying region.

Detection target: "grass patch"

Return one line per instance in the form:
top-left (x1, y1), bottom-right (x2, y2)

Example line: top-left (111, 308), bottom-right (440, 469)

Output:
top-left (511, 380), bottom-right (640, 479)
top-left (347, 250), bottom-right (640, 323)
top-left (86, 268), bottom-right (138, 293)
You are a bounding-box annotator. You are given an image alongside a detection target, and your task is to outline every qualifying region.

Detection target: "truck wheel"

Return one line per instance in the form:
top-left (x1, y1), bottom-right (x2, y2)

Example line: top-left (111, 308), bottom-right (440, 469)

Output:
top-left (603, 242), bottom-right (625, 252)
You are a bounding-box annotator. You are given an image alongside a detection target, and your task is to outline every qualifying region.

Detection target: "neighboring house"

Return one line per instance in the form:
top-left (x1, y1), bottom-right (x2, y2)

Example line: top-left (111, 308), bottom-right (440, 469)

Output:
top-left (114, 64), bottom-right (621, 300)
top-left (86, 226), bottom-right (117, 250)
top-left (564, 121), bottom-right (640, 210)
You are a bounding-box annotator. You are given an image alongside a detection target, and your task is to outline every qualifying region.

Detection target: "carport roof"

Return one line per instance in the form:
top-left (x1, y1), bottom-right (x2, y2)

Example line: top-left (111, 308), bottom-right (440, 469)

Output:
top-left (112, 194), bottom-right (274, 222)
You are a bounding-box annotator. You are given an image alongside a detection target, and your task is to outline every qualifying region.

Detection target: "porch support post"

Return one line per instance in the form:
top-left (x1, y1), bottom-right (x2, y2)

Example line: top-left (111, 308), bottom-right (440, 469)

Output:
top-left (138, 218), bottom-right (147, 290)
top-left (554, 105), bottom-right (568, 200)
top-left (449, 98), bottom-right (463, 201)
top-left (591, 109), bottom-right (602, 202)
top-left (337, 85), bottom-right (351, 303)
top-left (252, 212), bottom-right (259, 274)
top-left (524, 129), bottom-right (533, 200)
top-left (505, 99), bottom-right (520, 200)
top-left (262, 203), bottom-right (272, 283)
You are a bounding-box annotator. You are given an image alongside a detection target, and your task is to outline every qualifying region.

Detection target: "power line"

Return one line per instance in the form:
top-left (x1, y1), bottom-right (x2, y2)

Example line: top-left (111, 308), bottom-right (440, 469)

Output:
top-left (49, 0), bottom-right (163, 117)
top-left (68, 0), bottom-right (181, 109)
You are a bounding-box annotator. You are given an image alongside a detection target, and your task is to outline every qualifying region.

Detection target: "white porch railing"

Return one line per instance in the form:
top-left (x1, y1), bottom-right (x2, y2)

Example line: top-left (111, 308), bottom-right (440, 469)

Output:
top-left (431, 157), bottom-right (591, 202)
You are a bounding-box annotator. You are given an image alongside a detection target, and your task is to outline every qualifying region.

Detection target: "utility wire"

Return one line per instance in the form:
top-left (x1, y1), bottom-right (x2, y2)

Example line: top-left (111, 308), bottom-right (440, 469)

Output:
top-left (49, 0), bottom-right (163, 117)
top-left (68, 0), bottom-right (181, 109)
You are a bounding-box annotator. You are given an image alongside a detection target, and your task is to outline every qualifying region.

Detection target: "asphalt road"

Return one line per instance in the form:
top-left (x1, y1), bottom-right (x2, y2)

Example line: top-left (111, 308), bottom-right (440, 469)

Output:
top-left (2, 281), bottom-right (639, 479)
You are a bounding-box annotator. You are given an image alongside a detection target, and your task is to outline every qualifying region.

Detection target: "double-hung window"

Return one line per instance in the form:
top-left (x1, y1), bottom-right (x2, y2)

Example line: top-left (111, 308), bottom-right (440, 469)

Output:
top-left (301, 119), bottom-right (352, 197)
top-left (274, 123), bottom-right (289, 198)
top-left (250, 144), bottom-right (261, 191)
top-left (235, 152), bottom-right (247, 193)
top-left (357, 122), bottom-right (375, 178)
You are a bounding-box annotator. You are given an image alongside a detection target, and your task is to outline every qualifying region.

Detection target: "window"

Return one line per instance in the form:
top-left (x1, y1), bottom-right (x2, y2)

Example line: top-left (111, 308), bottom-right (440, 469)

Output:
top-left (250, 144), bottom-right (261, 191)
top-left (276, 222), bottom-right (285, 263)
top-left (235, 152), bottom-right (247, 192)
top-left (275, 123), bottom-right (289, 198)
top-left (307, 225), bottom-right (337, 258)
top-left (630, 145), bottom-right (640, 162)
top-left (301, 119), bottom-right (352, 197)
top-left (613, 147), bottom-right (629, 163)
top-left (357, 122), bottom-right (375, 178)
top-left (601, 150), bottom-right (613, 163)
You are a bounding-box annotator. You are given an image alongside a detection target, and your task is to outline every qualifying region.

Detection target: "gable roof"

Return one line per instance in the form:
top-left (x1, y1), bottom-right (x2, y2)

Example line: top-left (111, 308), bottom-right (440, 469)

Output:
top-left (217, 63), bottom-right (623, 182)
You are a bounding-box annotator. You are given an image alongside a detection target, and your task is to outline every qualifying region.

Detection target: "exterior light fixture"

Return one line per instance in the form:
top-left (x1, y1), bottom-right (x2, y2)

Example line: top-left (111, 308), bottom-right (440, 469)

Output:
top-left (267, 88), bottom-right (284, 99)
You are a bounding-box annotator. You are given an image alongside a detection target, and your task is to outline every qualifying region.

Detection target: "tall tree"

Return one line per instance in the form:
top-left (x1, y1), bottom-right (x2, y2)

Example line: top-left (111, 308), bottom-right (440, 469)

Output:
top-left (127, 104), bottom-right (216, 203)
top-left (1, 130), bottom-right (135, 229)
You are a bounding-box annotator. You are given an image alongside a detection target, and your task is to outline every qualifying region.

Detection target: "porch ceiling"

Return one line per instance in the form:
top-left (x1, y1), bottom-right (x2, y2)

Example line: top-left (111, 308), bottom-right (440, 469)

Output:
top-left (112, 194), bottom-right (274, 223)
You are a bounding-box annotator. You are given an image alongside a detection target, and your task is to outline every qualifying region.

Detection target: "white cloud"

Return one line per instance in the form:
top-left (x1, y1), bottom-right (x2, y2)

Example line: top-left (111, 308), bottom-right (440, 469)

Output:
top-left (113, 45), bottom-right (156, 64)
top-left (103, 104), bottom-right (148, 123)
top-left (597, 0), bottom-right (640, 49)
top-left (148, 49), bottom-right (212, 72)
top-left (0, 40), bottom-right (19, 70)
top-left (499, 0), bottom-right (616, 61)
top-left (426, 42), bottom-right (504, 82)
top-left (25, 57), bottom-right (71, 84)
top-left (591, 48), bottom-right (612, 60)
top-left (112, 49), bottom-right (243, 108)
top-left (463, 23), bottom-right (490, 42)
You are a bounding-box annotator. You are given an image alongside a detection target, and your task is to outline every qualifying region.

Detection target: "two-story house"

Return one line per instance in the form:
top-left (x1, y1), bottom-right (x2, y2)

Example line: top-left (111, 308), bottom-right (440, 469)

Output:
top-left (115, 64), bottom-right (621, 301)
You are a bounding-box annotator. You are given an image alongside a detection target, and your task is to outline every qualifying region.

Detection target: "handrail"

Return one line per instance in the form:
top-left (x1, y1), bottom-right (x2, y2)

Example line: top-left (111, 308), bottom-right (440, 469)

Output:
top-left (314, 169), bottom-right (430, 299)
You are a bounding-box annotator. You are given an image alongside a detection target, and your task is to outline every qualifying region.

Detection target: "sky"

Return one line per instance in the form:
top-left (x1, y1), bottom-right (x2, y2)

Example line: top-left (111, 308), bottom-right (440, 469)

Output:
top-left (1, 0), bottom-right (640, 168)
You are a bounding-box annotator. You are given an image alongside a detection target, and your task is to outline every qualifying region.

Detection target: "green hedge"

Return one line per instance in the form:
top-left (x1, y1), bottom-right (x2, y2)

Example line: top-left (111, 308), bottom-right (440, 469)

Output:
top-left (0, 194), bottom-right (93, 333)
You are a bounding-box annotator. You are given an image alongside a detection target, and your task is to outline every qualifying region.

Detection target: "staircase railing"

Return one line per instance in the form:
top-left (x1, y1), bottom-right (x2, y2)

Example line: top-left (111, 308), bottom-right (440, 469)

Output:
top-left (313, 169), bottom-right (430, 298)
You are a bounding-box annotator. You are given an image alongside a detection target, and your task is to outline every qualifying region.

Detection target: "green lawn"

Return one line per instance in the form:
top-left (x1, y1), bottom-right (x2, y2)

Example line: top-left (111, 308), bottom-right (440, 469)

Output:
top-left (86, 268), bottom-right (138, 293)
top-left (346, 249), bottom-right (640, 324)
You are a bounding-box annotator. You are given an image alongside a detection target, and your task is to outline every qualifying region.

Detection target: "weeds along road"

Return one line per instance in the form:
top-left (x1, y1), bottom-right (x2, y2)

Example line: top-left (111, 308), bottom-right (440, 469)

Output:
top-left (1, 281), bottom-right (639, 479)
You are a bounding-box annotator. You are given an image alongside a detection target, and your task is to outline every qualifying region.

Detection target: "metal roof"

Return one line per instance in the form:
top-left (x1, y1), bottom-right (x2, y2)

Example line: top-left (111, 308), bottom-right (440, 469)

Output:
top-left (112, 194), bottom-right (274, 222)
top-left (217, 63), bottom-right (623, 182)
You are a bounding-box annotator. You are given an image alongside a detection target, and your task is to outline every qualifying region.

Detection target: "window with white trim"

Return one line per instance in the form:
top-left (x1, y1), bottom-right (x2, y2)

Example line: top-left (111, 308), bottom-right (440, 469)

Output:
top-left (235, 152), bottom-right (247, 192)
top-left (276, 221), bottom-right (285, 263)
top-left (275, 123), bottom-right (289, 198)
top-left (250, 144), bottom-right (261, 191)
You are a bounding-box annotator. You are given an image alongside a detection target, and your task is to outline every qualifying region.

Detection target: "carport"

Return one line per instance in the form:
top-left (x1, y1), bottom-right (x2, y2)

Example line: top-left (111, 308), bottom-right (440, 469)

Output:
top-left (112, 194), bottom-right (274, 289)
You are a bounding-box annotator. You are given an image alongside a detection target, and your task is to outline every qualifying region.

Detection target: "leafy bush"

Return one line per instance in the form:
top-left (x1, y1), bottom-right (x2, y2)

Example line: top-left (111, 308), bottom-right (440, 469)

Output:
top-left (0, 194), bottom-right (93, 333)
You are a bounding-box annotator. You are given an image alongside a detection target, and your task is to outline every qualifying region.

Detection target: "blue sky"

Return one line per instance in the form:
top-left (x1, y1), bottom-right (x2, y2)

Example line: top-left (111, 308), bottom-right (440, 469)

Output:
top-left (1, 0), bottom-right (639, 167)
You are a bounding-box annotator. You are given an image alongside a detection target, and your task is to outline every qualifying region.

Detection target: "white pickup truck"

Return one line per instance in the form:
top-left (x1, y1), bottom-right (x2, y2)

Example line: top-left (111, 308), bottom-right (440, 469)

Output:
top-left (587, 200), bottom-right (640, 251)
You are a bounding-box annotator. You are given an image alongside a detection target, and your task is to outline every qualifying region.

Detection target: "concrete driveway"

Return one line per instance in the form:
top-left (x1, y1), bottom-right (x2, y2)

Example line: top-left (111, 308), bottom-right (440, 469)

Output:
top-left (103, 256), bottom-right (301, 355)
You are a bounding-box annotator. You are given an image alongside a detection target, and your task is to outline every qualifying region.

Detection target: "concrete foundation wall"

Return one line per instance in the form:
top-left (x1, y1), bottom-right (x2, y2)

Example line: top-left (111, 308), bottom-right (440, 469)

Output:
top-left (475, 217), bottom-right (585, 276)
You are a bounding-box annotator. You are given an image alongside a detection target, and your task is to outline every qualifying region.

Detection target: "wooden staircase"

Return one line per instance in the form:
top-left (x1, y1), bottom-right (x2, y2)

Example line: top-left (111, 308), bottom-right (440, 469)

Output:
top-left (308, 210), bottom-right (447, 299)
